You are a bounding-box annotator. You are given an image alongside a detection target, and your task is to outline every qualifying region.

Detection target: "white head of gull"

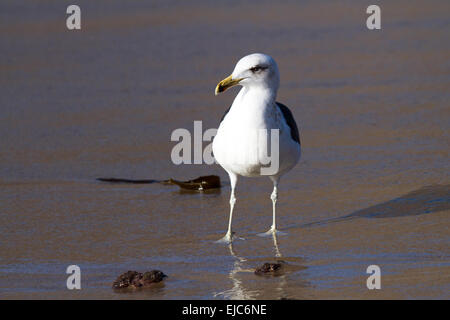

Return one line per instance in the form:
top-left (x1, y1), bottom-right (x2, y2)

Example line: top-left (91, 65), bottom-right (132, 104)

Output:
top-left (213, 53), bottom-right (301, 243)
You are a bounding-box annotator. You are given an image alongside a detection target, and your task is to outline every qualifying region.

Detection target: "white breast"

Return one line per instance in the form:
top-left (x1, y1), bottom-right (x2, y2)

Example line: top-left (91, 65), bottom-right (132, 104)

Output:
top-left (213, 89), bottom-right (301, 178)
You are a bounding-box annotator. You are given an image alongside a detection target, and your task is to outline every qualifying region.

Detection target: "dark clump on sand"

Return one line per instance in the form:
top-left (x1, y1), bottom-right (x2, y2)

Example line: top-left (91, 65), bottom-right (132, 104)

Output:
top-left (97, 175), bottom-right (221, 191)
top-left (254, 262), bottom-right (285, 276)
top-left (113, 270), bottom-right (167, 289)
top-left (167, 175), bottom-right (221, 191)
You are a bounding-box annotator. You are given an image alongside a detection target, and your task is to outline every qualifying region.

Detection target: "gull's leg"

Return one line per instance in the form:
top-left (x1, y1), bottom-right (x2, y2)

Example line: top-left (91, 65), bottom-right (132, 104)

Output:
top-left (269, 179), bottom-right (279, 232)
top-left (217, 172), bottom-right (238, 243)
top-left (259, 176), bottom-right (286, 236)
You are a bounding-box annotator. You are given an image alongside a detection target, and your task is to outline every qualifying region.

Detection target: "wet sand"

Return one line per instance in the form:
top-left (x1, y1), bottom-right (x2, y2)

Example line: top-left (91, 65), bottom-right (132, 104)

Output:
top-left (0, 0), bottom-right (449, 299)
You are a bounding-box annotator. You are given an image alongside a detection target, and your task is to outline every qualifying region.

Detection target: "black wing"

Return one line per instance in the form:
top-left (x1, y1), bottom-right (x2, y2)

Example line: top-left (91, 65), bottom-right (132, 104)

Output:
top-left (276, 102), bottom-right (300, 145)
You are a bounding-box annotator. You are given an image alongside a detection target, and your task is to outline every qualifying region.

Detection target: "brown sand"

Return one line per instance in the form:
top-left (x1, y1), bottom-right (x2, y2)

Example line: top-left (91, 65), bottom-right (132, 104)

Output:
top-left (0, 0), bottom-right (449, 299)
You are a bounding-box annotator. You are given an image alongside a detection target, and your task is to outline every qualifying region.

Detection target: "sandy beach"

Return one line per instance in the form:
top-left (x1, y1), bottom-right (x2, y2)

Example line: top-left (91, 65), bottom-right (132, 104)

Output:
top-left (0, 0), bottom-right (449, 299)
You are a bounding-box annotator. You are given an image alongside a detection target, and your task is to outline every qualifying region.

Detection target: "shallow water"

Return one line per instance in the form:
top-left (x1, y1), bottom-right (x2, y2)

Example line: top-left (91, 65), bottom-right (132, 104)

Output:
top-left (0, 0), bottom-right (449, 299)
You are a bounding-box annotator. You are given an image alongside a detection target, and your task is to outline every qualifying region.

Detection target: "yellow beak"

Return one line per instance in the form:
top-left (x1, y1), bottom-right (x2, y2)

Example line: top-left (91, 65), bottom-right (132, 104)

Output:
top-left (215, 75), bottom-right (243, 95)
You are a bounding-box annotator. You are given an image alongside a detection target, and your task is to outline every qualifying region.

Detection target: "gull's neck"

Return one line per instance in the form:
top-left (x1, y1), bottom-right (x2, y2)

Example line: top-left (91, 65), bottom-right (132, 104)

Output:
top-left (226, 85), bottom-right (278, 128)
top-left (236, 85), bottom-right (277, 109)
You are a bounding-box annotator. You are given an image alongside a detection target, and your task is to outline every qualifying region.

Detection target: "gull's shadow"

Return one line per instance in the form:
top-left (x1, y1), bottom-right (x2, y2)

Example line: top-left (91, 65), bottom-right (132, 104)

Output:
top-left (347, 184), bottom-right (450, 219)
top-left (289, 184), bottom-right (450, 229)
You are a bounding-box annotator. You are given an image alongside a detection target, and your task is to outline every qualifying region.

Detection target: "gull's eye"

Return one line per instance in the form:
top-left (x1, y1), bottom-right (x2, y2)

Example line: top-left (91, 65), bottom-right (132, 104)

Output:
top-left (250, 66), bottom-right (267, 73)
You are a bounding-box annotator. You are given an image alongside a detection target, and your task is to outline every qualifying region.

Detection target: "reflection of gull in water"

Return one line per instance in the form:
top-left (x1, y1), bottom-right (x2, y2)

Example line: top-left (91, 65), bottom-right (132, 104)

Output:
top-left (269, 233), bottom-right (288, 299)
top-left (213, 243), bottom-right (258, 300)
top-left (272, 232), bottom-right (282, 258)
top-left (214, 234), bottom-right (293, 299)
